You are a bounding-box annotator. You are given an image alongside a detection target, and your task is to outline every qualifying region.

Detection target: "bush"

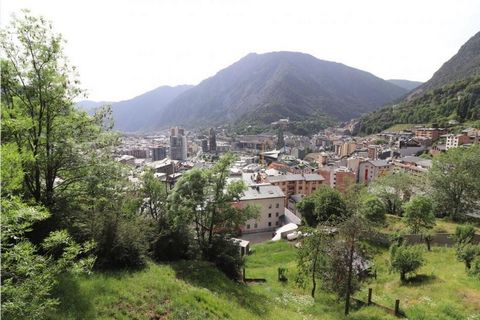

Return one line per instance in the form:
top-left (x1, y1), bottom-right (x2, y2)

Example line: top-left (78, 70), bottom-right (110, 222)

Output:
top-left (278, 267), bottom-right (288, 282)
top-left (471, 256), bottom-right (480, 277)
top-left (206, 236), bottom-right (244, 280)
top-left (150, 225), bottom-right (192, 261)
top-left (390, 245), bottom-right (424, 282)
top-left (453, 225), bottom-right (476, 246)
top-left (94, 213), bottom-right (149, 269)
top-left (456, 244), bottom-right (480, 269)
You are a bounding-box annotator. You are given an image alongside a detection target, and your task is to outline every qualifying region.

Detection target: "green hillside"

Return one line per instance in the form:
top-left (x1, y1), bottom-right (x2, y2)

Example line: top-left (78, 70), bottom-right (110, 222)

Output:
top-left (50, 240), bottom-right (479, 320)
top-left (357, 76), bottom-right (480, 134)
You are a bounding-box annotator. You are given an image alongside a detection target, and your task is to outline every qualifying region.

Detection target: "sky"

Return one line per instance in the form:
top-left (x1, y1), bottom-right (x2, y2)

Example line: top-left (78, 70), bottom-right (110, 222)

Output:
top-left (2, 0), bottom-right (480, 102)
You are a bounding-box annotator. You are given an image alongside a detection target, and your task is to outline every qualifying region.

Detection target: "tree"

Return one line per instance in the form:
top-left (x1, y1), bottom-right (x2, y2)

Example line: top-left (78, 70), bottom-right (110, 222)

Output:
top-left (334, 215), bottom-right (372, 316)
top-left (168, 154), bottom-right (258, 276)
top-left (370, 172), bottom-right (417, 215)
top-left (429, 145), bottom-right (480, 220)
top-left (140, 169), bottom-right (191, 261)
top-left (1, 197), bottom-right (94, 319)
top-left (296, 228), bottom-right (330, 298)
top-left (1, 11), bottom-right (105, 213)
top-left (402, 196), bottom-right (435, 234)
top-left (359, 194), bottom-right (386, 224)
top-left (297, 187), bottom-right (347, 227)
top-left (390, 245), bottom-right (424, 282)
top-left (423, 231), bottom-right (433, 251)
top-left (140, 168), bottom-right (168, 222)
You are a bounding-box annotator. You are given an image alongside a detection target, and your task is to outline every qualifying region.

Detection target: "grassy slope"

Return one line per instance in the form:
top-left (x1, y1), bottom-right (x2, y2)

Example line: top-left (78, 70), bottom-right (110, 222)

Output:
top-left (382, 214), bottom-right (480, 234)
top-left (363, 247), bottom-right (480, 319)
top-left (50, 241), bottom-right (479, 320)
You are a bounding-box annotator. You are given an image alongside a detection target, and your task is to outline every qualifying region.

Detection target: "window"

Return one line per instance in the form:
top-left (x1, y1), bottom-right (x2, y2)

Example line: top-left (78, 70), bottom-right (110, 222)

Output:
top-left (268, 213), bottom-right (272, 218)
top-left (268, 222), bottom-right (272, 226)
top-left (254, 223), bottom-right (257, 228)
top-left (276, 203), bottom-right (279, 208)
top-left (268, 204), bottom-right (272, 209)
top-left (247, 224), bottom-right (250, 229)
top-left (275, 221), bottom-right (279, 226)
top-left (275, 212), bottom-right (279, 217)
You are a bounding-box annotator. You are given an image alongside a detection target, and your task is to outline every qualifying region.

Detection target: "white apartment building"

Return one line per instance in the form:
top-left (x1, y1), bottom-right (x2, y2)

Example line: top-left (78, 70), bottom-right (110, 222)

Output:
top-left (239, 184), bottom-right (285, 234)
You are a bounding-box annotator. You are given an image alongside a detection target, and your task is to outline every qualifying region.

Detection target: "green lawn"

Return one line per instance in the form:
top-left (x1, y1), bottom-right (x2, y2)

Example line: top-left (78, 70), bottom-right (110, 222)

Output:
top-left (363, 246), bottom-right (480, 319)
top-left (50, 240), bottom-right (480, 319)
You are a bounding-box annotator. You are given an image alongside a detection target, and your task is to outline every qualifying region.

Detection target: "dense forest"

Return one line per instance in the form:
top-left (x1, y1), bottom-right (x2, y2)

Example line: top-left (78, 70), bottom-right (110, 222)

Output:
top-left (357, 76), bottom-right (480, 134)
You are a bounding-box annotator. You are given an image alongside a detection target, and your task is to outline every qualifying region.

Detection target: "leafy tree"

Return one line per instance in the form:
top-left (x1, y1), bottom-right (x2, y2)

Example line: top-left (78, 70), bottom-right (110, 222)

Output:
top-left (297, 186), bottom-right (347, 226)
top-left (140, 169), bottom-right (191, 261)
top-left (402, 196), bottom-right (435, 234)
top-left (332, 215), bottom-right (372, 316)
top-left (168, 154), bottom-right (258, 277)
top-left (390, 244), bottom-right (424, 282)
top-left (0, 11), bottom-right (95, 209)
top-left (296, 228), bottom-right (330, 298)
top-left (359, 194), bottom-right (386, 224)
top-left (0, 143), bottom-right (23, 196)
top-left (370, 172), bottom-right (417, 215)
top-left (429, 145), bottom-right (480, 220)
top-left (1, 197), bottom-right (94, 319)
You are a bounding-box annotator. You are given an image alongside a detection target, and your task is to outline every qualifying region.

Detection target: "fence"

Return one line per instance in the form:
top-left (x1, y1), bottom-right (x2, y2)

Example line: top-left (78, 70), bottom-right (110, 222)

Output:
top-left (352, 287), bottom-right (406, 318)
top-left (375, 232), bottom-right (480, 247)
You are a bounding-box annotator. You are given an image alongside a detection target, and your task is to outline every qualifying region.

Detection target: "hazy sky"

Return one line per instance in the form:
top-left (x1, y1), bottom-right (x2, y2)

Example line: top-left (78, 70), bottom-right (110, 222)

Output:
top-left (2, 0), bottom-right (480, 101)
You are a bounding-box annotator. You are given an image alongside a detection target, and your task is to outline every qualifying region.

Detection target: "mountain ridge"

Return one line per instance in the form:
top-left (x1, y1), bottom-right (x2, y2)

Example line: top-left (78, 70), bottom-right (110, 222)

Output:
top-left (154, 51), bottom-right (407, 129)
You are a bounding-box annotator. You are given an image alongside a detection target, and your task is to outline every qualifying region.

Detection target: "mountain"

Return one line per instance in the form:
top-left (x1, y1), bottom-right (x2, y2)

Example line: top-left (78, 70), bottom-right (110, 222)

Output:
top-left (111, 85), bottom-right (193, 132)
top-left (411, 31), bottom-right (480, 97)
top-left (76, 100), bottom-right (110, 113)
top-left (387, 79), bottom-right (423, 91)
top-left (356, 31), bottom-right (480, 134)
top-left (77, 85), bottom-right (193, 132)
top-left (154, 52), bottom-right (407, 129)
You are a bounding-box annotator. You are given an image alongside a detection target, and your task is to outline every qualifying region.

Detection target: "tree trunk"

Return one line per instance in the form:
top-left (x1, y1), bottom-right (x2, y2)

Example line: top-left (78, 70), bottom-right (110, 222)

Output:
top-left (400, 271), bottom-right (406, 282)
top-left (344, 240), bottom-right (355, 316)
top-left (311, 254), bottom-right (317, 298)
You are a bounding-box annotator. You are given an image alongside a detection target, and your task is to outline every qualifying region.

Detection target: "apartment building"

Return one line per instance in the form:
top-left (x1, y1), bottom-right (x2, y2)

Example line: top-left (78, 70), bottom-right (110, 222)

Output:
top-left (239, 184), bottom-right (285, 234)
top-left (267, 173), bottom-right (324, 205)
top-left (358, 160), bottom-right (392, 184)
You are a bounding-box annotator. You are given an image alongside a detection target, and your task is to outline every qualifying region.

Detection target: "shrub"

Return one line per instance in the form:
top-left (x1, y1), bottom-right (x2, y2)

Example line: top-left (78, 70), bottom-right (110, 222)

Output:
top-left (206, 236), bottom-right (243, 280)
top-left (390, 245), bottom-right (424, 282)
top-left (471, 256), bottom-right (480, 277)
top-left (94, 213), bottom-right (149, 269)
top-left (453, 225), bottom-right (476, 246)
top-left (456, 243), bottom-right (480, 269)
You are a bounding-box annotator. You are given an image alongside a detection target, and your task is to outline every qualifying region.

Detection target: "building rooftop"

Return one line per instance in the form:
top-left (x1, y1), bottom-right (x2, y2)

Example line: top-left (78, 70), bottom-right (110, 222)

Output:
top-left (241, 185), bottom-right (285, 201)
top-left (267, 173), bottom-right (324, 183)
top-left (368, 160), bottom-right (391, 167)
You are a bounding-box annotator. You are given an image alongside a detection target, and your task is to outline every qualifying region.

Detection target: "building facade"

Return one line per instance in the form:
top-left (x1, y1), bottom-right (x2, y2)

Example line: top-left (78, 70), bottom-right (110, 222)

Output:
top-left (239, 185), bottom-right (285, 234)
top-left (170, 127), bottom-right (187, 161)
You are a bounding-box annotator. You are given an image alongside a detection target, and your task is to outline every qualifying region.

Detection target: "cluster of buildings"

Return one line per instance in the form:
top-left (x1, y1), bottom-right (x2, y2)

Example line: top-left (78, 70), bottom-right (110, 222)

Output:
top-left (114, 124), bottom-right (479, 239)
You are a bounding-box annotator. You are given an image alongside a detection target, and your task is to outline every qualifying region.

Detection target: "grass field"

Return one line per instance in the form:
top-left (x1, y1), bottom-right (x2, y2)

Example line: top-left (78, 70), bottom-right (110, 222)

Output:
top-left (384, 124), bottom-right (419, 132)
top-left (382, 214), bottom-right (480, 234)
top-left (50, 240), bottom-right (480, 319)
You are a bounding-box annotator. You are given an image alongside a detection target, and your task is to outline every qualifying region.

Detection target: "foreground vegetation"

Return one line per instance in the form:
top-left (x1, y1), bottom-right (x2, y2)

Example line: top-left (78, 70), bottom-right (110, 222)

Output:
top-left (357, 76), bottom-right (480, 134)
top-left (50, 241), bottom-right (480, 319)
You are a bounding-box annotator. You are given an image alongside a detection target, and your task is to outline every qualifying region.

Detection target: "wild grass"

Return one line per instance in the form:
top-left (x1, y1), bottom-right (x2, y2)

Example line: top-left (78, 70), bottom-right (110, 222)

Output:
top-left (49, 240), bottom-right (479, 319)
